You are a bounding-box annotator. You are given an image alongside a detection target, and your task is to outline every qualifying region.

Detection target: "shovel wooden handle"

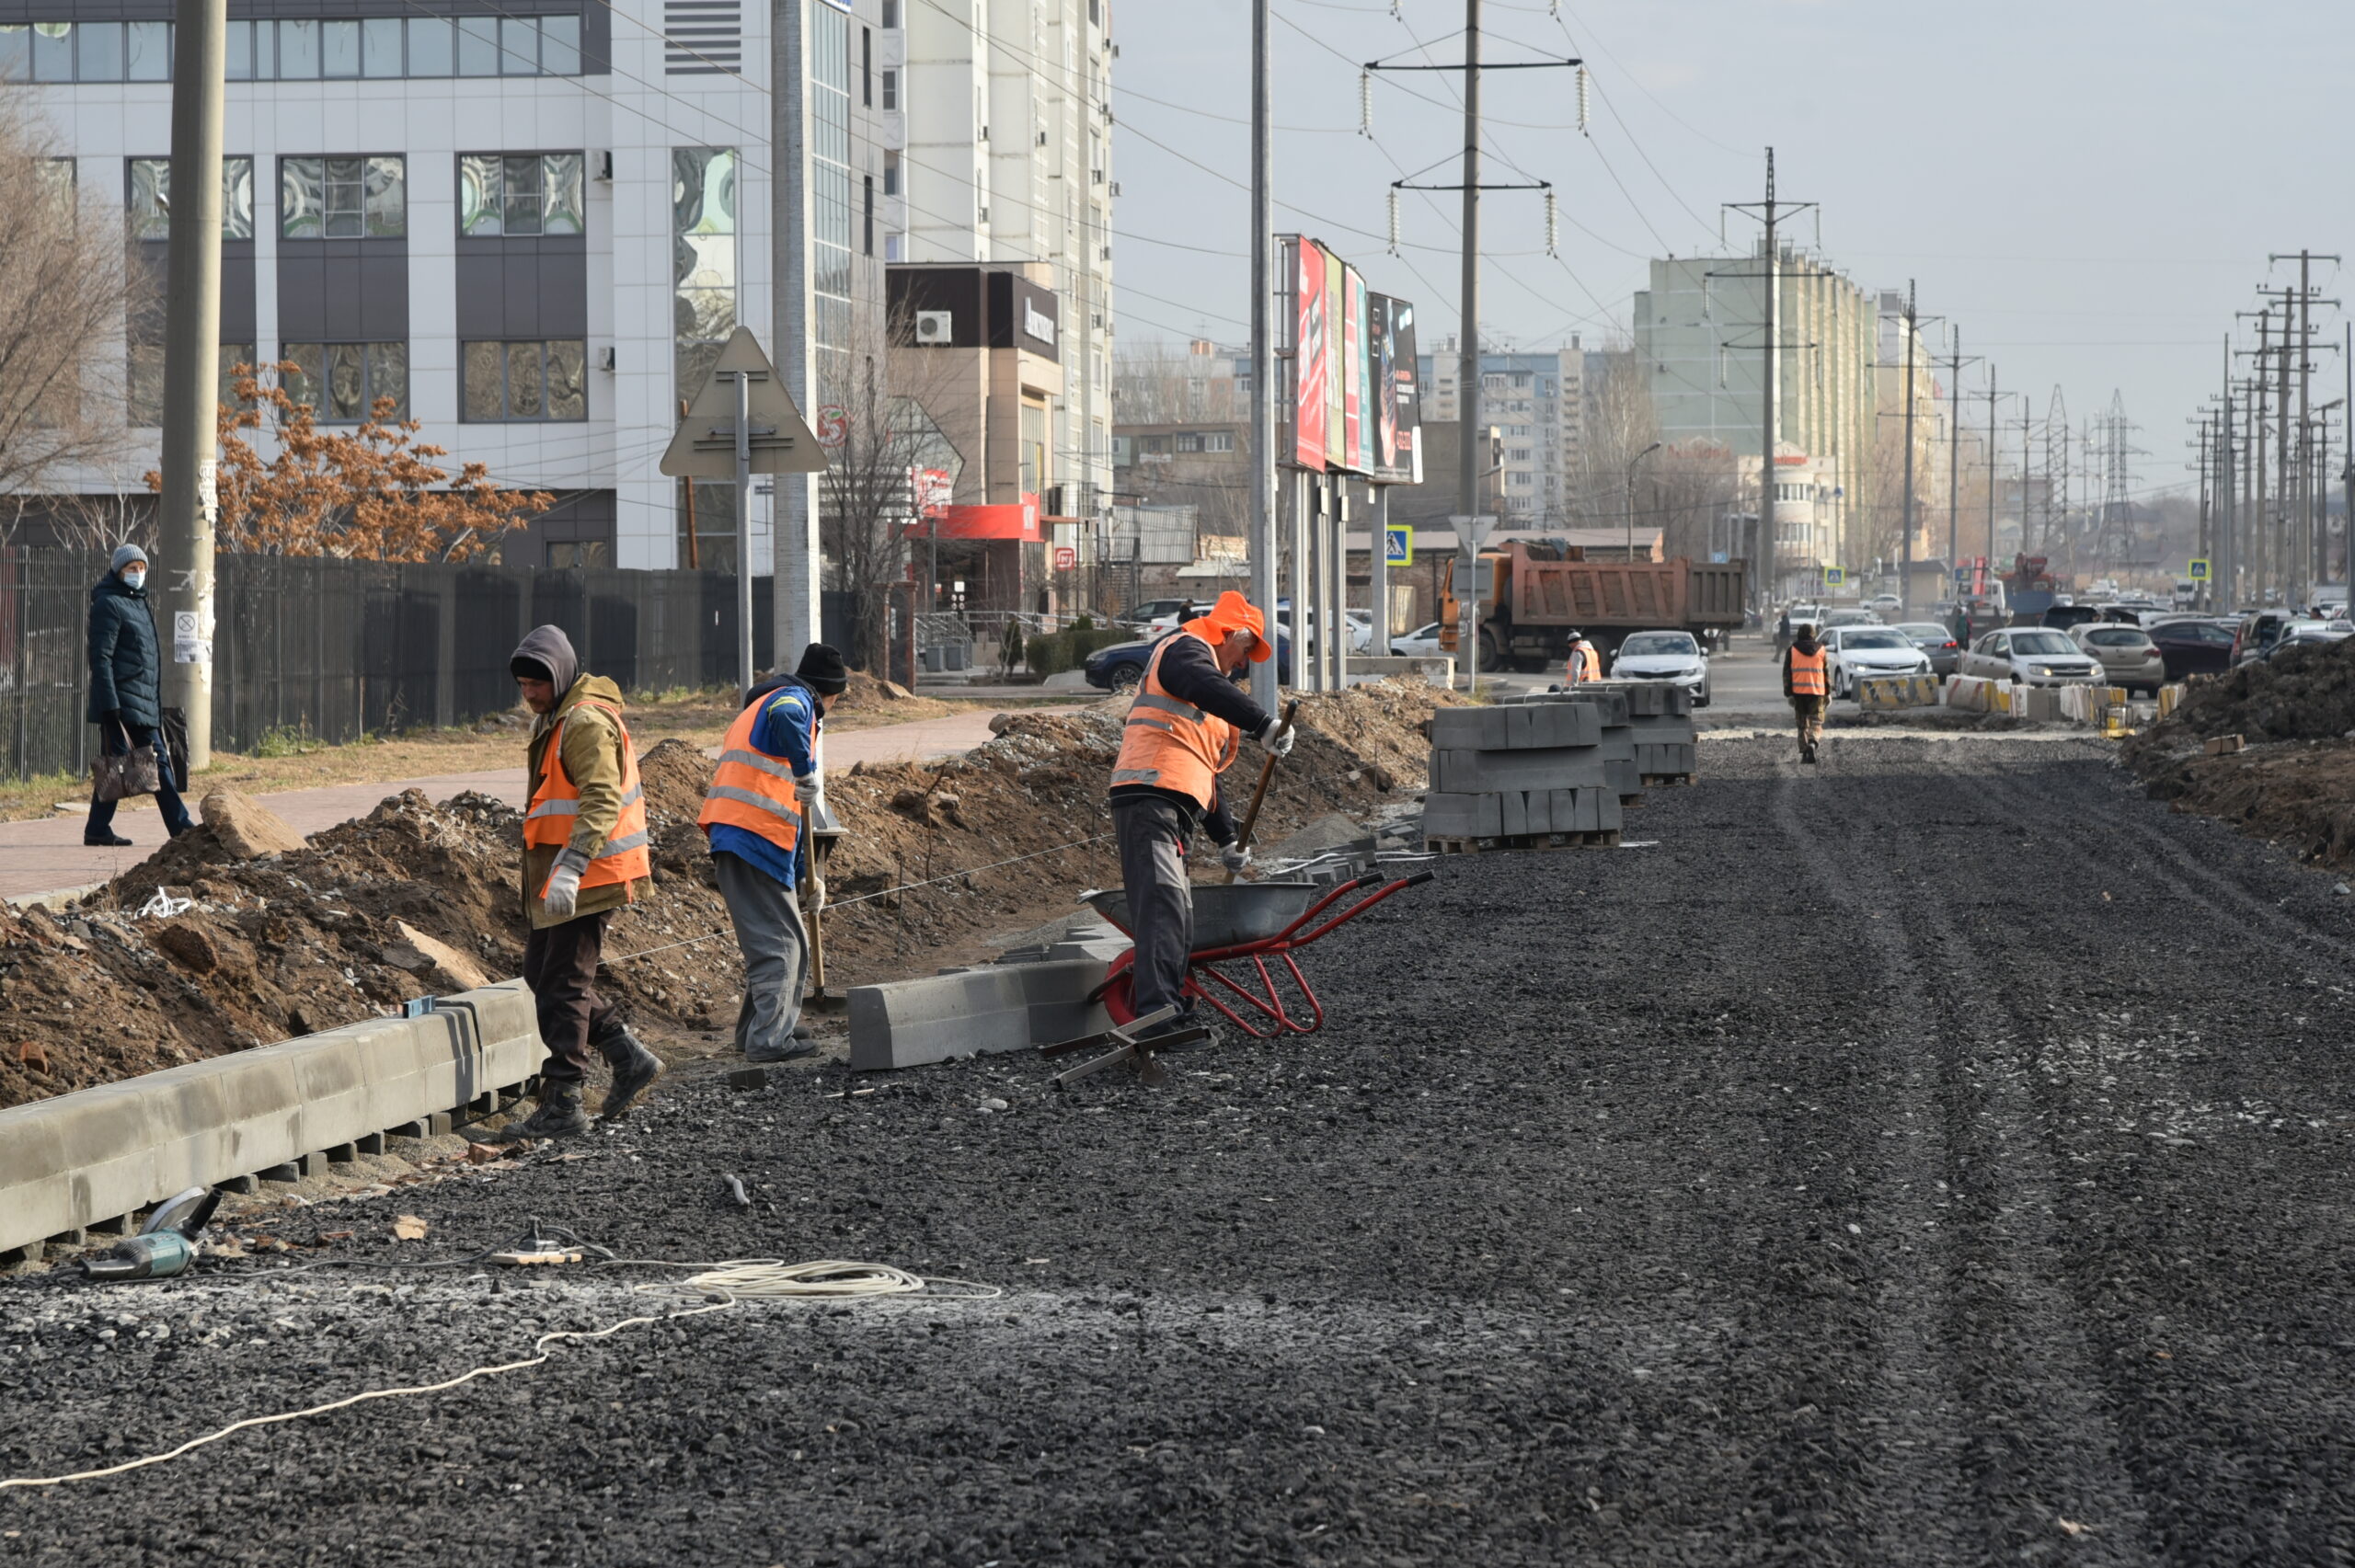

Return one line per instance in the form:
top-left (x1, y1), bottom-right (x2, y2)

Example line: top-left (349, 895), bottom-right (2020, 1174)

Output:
top-left (1224, 700), bottom-right (1300, 884)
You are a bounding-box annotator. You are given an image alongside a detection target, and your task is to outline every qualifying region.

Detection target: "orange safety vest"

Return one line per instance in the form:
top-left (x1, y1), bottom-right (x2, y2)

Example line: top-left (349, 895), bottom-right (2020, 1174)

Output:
top-left (1788, 645), bottom-right (1828, 698)
top-left (696, 692), bottom-right (807, 858)
top-left (1565, 642), bottom-right (1601, 683)
top-left (1109, 632), bottom-right (1243, 811)
top-left (523, 699), bottom-right (651, 892)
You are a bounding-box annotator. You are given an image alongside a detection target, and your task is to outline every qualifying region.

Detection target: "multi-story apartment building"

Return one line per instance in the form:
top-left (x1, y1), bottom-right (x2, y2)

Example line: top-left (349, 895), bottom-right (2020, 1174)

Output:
top-left (893, 0), bottom-right (1112, 535)
top-left (1418, 338), bottom-right (1587, 524)
top-left (5, 0), bottom-right (899, 572)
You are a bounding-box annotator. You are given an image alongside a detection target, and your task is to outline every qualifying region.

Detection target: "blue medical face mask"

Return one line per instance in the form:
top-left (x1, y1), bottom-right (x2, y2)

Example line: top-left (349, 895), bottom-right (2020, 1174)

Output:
top-left (121, 568), bottom-right (146, 591)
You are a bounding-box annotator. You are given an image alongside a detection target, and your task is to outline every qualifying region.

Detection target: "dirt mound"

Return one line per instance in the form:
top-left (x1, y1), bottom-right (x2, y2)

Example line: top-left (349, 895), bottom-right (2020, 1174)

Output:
top-left (2127, 638), bottom-right (2355, 758)
top-left (2131, 738), bottom-right (2355, 869)
top-left (1, 680), bottom-right (1464, 1113)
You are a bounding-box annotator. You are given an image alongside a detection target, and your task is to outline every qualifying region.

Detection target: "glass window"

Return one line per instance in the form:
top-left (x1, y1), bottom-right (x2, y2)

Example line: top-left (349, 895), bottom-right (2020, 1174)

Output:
top-left (277, 19), bottom-right (318, 78)
top-left (281, 155), bottom-right (402, 240)
top-left (463, 341), bottom-right (588, 422)
top-left (127, 156), bottom-right (256, 242)
top-left (540, 14), bottom-right (580, 74)
top-left (882, 0), bottom-right (898, 26)
top-left (501, 154), bottom-right (543, 234)
top-left (31, 22), bottom-right (71, 82)
top-left (456, 17), bottom-right (498, 75)
top-left (77, 22), bottom-right (123, 81)
top-left (321, 18), bottom-right (360, 77)
top-left (459, 153), bottom-right (584, 238)
top-left (458, 154), bottom-right (500, 236)
top-left (362, 17), bottom-right (403, 77)
top-left (407, 17), bottom-right (453, 75)
top-left (251, 15), bottom-right (273, 78)
top-left (284, 341), bottom-right (407, 422)
top-left (880, 68), bottom-right (895, 109)
top-left (500, 17), bottom-right (539, 74)
top-left (224, 19), bottom-right (251, 80)
top-left (0, 26), bottom-right (26, 82)
top-left (542, 153), bottom-right (583, 234)
top-left (128, 342), bottom-right (253, 427)
top-left (125, 21), bottom-right (170, 79)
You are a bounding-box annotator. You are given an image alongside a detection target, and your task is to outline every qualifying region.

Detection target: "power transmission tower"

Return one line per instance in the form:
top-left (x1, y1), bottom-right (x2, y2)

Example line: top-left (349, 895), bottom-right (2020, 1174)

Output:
top-left (2043, 385), bottom-right (2070, 559)
top-left (2091, 393), bottom-right (2140, 570)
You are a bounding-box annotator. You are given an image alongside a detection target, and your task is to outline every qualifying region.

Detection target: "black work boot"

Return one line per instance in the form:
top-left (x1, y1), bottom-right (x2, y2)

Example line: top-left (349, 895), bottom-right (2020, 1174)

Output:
top-left (483, 1082), bottom-right (590, 1142)
top-left (591, 1022), bottom-right (663, 1121)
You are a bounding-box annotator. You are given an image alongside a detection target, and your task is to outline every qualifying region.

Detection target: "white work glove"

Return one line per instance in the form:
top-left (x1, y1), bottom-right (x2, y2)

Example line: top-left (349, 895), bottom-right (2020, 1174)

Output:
top-left (543, 850), bottom-right (586, 921)
top-left (793, 772), bottom-right (820, 806)
top-left (1257, 716), bottom-right (1295, 758)
top-left (1221, 843), bottom-right (1252, 875)
top-left (805, 874), bottom-right (827, 912)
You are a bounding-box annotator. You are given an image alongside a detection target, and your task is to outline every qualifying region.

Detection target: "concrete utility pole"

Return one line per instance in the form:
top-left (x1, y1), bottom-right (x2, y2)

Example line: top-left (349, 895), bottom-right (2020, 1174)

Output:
top-left (1898, 280), bottom-right (1917, 616)
top-left (1984, 362), bottom-right (2000, 568)
top-left (159, 0), bottom-right (226, 771)
top-left (1457, 0), bottom-right (1483, 625)
top-left (773, 0), bottom-right (819, 674)
top-left (1722, 151), bottom-right (1810, 603)
top-left (2218, 362), bottom-right (2235, 613)
top-left (1368, 486), bottom-right (1391, 656)
top-left (1945, 327), bottom-right (1977, 583)
top-left (1248, 0), bottom-right (1277, 709)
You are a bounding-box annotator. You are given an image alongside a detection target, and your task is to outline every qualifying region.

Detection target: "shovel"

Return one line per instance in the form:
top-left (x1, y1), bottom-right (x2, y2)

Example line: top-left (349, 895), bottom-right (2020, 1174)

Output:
top-left (1225, 700), bottom-right (1300, 885)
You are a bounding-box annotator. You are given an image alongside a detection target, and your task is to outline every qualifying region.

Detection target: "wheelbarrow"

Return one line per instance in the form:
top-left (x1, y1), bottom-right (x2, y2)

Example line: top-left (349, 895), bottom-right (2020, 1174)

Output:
top-left (1040, 871), bottom-right (1433, 1087)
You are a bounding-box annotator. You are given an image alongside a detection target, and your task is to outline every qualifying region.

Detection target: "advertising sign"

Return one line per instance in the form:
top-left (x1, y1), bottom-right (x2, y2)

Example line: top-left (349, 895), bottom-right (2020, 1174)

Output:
top-left (1341, 266), bottom-right (1365, 475)
top-left (1366, 292), bottom-right (1422, 485)
top-left (1293, 239), bottom-right (1327, 471)
top-left (1324, 253), bottom-right (1346, 470)
top-left (1053, 544), bottom-right (1077, 571)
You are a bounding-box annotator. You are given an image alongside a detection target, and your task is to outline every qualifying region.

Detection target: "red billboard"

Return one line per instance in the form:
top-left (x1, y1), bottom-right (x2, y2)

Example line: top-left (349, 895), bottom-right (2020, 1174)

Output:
top-left (1293, 239), bottom-right (1327, 470)
top-left (1341, 265), bottom-right (1363, 474)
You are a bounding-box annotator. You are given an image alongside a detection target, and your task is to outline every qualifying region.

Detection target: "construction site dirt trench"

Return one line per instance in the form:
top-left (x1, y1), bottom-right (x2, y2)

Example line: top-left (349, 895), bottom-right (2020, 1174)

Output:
top-left (0, 679), bottom-right (1464, 1112)
top-left (6, 733), bottom-right (2355, 1562)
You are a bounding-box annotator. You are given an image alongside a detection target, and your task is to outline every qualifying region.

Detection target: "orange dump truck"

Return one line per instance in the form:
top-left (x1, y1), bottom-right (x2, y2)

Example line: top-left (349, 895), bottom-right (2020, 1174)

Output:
top-left (1439, 540), bottom-right (1748, 671)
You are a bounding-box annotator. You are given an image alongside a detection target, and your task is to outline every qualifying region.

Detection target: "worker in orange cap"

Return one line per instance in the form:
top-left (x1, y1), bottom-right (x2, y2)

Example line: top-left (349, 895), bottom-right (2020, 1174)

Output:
top-left (1108, 589), bottom-right (1292, 1040)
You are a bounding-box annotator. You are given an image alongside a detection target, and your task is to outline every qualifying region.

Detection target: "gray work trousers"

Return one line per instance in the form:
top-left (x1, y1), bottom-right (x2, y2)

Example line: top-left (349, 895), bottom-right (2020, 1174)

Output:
top-left (1113, 794), bottom-right (1197, 1019)
top-left (714, 851), bottom-right (810, 1059)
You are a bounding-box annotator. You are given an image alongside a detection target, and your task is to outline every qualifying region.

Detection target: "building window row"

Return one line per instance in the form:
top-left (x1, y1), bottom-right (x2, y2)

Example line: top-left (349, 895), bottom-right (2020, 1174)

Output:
top-left (129, 339), bottom-right (594, 428)
top-left (126, 154), bottom-right (594, 243)
top-left (284, 340), bottom-right (409, 421)
top-left (0, 15), bottom-right (581, 84)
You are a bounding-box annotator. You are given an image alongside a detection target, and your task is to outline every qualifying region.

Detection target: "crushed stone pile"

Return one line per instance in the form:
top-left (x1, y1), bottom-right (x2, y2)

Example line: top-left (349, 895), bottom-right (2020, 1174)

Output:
top-left (2, 680), bottom-right (1462, 1112)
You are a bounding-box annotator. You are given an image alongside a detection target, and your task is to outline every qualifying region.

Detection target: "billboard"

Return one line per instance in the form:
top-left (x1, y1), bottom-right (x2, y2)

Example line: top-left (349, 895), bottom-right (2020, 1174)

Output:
top-left (1285, 235), bottom-right (1416, 482)
top-left (1293, 239), bottom-right (1327, 470)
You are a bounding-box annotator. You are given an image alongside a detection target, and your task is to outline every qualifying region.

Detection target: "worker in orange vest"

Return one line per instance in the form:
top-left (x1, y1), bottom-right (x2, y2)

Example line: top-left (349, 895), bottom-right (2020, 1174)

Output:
top-left (1109, 589), bottom-right (1292, 1043)
top-left (1783, 620), bottom-right (1830, 764)
top-left (479, 624), bottom-right (661, 1143)
top-left (699, 644), bottom-right (848, 1065)
top-left (1563, 630), bottom-right (1603, 684)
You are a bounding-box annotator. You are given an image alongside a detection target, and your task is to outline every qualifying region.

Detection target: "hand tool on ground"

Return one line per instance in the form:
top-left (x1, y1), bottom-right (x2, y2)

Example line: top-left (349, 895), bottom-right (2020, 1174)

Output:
top-left (1039, 1001), bottom-right (1212, 1089)
top-left (1225, 700), bottom-right (1300, 884)
top-left (75, 1185), bottom-right (223, 1282)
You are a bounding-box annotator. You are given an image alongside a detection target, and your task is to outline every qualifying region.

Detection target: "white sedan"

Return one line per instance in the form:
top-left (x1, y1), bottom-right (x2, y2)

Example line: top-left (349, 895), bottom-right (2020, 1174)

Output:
top-left (1822, 625), bottom-right (1933, 698)
top-left (1609, 629), bottom-right (1711, 706)
top-left (1392, 621), bottom-right (1446, 658)
top-left (1959, 626), bottom-right (2103, 686)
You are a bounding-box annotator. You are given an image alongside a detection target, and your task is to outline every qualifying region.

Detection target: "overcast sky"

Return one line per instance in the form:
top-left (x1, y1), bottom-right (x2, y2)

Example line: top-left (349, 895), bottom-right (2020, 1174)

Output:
top-left (1108, 0), bottom-right (2354, 502)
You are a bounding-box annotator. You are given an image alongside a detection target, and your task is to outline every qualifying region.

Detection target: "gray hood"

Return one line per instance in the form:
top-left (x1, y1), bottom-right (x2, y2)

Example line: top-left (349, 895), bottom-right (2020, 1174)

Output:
top-left (511, 624), bottom-right (580, 694)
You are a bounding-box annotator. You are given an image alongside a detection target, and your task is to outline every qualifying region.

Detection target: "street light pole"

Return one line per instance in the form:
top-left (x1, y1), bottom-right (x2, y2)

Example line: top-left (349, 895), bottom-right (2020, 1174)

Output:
top-left (1626, 441), bottom-right (1662, 561)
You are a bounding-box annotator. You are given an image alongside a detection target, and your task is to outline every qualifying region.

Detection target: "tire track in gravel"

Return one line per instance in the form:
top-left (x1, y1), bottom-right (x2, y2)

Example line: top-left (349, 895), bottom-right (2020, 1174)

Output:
top-left (1772, 737), bottom-right (2155, 1562)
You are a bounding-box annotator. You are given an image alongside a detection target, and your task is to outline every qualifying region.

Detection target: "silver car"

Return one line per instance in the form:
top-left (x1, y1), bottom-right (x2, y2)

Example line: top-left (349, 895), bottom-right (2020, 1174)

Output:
top-left (1960, 627), bottom-right (2102, 686)
top-left (2069, 623), bottom-right (2166, 694)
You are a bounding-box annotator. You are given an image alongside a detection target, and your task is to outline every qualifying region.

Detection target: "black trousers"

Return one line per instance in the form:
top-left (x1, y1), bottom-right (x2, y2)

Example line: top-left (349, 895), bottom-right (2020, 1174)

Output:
top-left (523, 910), bottom-right (618, 1085)
top-left (1113, 794), bottom-right (1197, 1019)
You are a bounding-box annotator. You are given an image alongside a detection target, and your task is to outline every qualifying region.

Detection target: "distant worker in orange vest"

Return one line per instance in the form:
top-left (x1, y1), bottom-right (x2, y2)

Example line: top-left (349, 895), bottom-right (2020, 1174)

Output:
top-left (480, 624), bottom-right (662, 1143)
top-left (1563, 630), bottom-right (1603, 685)
top-left (1783, 620), bottom-right (1830, 765)
top-left (1109, 589), bottom-right (1292, 1043)
top-left (699, 643), bottom-right (848, 1065)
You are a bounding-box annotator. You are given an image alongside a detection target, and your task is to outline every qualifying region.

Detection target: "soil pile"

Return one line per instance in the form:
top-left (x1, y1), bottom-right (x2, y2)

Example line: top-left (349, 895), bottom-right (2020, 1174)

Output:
top-left (2127, 636), bottom-right (2355, 755)
top-left (2, 680), bottom-right (1463, 1112)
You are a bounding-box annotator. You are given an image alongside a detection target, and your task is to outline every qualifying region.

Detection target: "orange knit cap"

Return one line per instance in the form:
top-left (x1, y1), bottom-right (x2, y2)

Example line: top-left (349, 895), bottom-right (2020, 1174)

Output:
top-left (1181, 589), bottom-right (1273, 662)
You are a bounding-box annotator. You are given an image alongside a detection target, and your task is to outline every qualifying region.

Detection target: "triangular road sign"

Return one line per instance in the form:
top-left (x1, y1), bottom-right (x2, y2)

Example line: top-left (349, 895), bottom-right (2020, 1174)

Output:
top-left (659, 327), bottom-right (828, 478)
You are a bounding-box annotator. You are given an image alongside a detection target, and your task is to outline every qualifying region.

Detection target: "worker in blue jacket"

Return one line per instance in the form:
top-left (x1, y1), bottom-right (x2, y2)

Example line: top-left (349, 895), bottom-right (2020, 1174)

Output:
top-left (697, 644), bottom-right (847, 1062)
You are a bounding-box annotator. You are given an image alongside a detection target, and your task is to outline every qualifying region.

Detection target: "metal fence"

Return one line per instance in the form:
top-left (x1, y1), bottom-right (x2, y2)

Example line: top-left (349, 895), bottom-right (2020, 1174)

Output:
top-left (0, 548), bottom-right (796, 783)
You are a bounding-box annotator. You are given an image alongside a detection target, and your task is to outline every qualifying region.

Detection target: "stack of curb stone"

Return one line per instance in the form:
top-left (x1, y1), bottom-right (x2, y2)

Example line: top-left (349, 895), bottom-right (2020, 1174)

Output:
top-left (1620, 681), bottom-right (1699, 784)
top-left (1419, 703), bottom-right (1624, 852)
top-left (1498, 688), bottom-right (1641, 803)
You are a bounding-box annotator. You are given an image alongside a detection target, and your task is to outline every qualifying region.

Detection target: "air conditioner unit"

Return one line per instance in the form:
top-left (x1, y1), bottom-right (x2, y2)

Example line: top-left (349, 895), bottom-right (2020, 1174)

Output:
top-left (597, 345), bottom-right (616, 372)
top-left (594, 150), bottom-right (614, 181)
top-left (914, 310), bottom-right (953, 345)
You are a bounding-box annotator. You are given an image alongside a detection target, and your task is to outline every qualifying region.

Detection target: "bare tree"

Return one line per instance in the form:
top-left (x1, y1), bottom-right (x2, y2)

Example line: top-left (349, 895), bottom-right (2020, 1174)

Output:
top-left (1568, 348), bottom-right (1660, 527)
top-left (1114, 338), bottom-right (1238, 426)
top-left (0, 92), bottom-right (143, 523)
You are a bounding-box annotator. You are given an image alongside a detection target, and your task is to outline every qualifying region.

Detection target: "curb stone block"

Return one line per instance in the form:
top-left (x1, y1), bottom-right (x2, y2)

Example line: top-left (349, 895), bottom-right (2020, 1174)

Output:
top-left (849, 958), bottom-right (1110, 1071)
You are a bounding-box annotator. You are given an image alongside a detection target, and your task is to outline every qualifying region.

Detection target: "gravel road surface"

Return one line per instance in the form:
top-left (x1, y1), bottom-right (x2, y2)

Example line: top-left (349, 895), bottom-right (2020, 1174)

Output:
top-left (6, 732), bottom-right (2354, 1565)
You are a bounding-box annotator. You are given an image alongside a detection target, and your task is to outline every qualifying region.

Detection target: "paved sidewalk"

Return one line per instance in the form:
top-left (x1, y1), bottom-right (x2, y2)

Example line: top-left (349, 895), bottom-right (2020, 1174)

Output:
top-left (0, 705), bottom-right (1086, 904)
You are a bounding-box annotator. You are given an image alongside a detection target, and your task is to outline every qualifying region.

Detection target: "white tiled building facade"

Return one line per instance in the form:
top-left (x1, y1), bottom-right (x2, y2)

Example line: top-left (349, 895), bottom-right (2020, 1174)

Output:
top-left (8, 0), bottom-right (913, 571)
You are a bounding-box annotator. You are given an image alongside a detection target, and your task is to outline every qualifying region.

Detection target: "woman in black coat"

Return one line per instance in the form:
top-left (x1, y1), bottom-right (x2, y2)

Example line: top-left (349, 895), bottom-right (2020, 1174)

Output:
top-left (86, 543), bottom-right (194, 846)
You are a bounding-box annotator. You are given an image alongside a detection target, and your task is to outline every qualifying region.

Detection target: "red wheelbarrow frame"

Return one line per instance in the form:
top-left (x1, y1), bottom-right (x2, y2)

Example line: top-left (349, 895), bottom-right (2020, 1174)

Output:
top-left (1096, 870), bottom-right (1433, 1039)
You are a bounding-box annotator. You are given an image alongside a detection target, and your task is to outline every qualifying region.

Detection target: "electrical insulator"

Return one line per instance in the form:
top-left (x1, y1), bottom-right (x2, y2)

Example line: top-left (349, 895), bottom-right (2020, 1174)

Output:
top-left (1387, 188), bottom-right (1401, 254)
top-left (1576, 66), bottom-right (1590, 134)
top-left (1543, 188), bottom-right (1558, 258)
top-left (1359, 69), bottom-right (1373, 135)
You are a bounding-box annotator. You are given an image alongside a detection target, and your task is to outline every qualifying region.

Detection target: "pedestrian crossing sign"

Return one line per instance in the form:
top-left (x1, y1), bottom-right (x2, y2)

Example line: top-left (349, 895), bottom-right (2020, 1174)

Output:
top-left (1823, 567), bottom-right (1846, 587)
top-left (1384, 524), bottom-right (1413, 567)
top-left (2188, 557), bottom-right (2211, 582)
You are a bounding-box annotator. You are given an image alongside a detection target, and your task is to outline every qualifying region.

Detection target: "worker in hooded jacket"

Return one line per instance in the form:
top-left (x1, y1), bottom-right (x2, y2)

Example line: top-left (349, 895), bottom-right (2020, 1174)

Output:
top-left (478, 624), bottom-right (664, 1142)
top-left (1109, 589), bottom-right (1293, 1036)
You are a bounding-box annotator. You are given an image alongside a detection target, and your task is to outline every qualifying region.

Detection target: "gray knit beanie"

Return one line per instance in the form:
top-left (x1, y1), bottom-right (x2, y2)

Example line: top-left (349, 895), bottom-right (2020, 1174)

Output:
top-left (110, 543), bottom-right (147, 573)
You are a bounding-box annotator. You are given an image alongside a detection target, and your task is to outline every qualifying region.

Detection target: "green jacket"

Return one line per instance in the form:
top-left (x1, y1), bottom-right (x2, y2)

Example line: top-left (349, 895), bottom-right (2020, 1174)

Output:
top-left (523, 673), bottom-right (647, 929)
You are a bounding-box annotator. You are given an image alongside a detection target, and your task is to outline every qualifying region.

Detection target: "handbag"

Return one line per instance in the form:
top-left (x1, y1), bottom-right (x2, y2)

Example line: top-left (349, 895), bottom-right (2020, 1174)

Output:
top-left (92, 718), bottom-right (162, 804)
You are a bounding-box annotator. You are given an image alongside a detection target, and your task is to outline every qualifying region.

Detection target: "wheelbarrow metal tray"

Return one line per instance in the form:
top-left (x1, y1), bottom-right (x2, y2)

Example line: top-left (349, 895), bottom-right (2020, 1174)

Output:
top-left (1082, 882), bottom-right (1323, 950)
